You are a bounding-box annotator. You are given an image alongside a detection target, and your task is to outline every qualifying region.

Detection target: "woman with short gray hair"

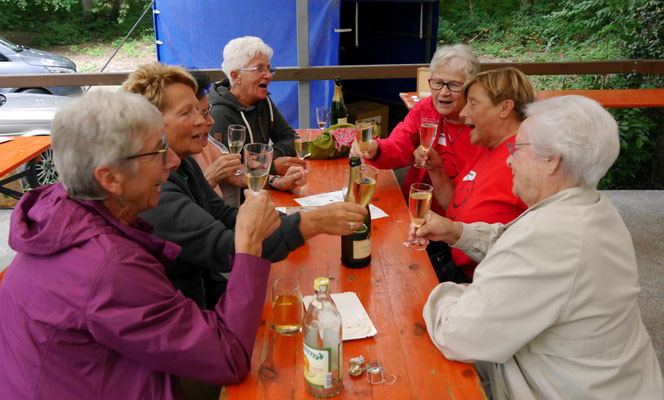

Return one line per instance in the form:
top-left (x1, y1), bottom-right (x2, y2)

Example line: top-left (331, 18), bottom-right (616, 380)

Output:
top-left (416, 95), bottom-right (663, 399)
top-left (350, 44), bottom-right (481, 219)
top-left (209, 36), bottom-right (304, 176)
top-left (0, 90), bottom-right (286, 399)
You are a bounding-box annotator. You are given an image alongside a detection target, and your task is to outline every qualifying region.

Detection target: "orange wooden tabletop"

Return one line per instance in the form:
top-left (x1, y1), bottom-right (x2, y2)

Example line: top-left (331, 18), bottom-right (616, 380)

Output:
top-left (0, 136), bottom-right (51, 177)
top-left (221, 158), bottom-right (486, 399)
top-left (400, 88), bottom-right (664, 110)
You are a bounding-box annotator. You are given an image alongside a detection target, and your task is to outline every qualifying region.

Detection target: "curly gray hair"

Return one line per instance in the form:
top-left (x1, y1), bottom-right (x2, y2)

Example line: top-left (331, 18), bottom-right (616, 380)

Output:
top-left (430, 44), bottom-right (480, 81)
top-left (51, 90), bottom-right (163, 200)
top-left (526, 95), bottom-right (620, 188)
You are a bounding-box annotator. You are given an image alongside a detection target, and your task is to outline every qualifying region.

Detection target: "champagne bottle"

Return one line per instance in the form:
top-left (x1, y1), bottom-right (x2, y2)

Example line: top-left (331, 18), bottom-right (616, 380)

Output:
top-left (330, 76), bottom-right (348, 125)
top-left (341, 157), bottom-right (371, 268)
top-left (303, 277), bottom-right (342, 398)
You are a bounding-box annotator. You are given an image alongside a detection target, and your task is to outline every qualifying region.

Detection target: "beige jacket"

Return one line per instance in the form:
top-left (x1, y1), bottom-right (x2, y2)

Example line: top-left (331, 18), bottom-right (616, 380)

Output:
top-left (423, 187), bottom-right (663, 399)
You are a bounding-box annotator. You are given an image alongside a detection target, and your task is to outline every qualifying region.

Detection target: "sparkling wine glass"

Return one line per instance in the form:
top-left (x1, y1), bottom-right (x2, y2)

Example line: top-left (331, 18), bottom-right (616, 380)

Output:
top-left (244, 143), bottom-right (273, 195)
top-left (414, 117), bottom-right (438, 168)
top-left (404, 183), bottom-right (433, 250)
top-left (227, 124), bottom-right (246, 175)
top-left (351, 164), bottom-right (378, 208)
top-left (355, 119), bottom-right (376, 157)
top-left (316, 107), bottom-right (328, 130)
top-left (295, 129), bottom-right (311, 173)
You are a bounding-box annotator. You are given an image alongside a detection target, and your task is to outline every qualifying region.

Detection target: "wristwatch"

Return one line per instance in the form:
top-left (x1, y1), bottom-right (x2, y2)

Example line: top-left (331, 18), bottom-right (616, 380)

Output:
top-left (269, 175), bottom-right (280, 188)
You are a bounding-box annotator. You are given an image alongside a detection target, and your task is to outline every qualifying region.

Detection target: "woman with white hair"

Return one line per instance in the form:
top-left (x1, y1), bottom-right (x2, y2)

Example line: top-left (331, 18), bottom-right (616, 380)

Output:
top-left (208, 36), bottom-right (305, 176)
top-left (414, 95), bottom-right (663, 399)
top-left (0, 90), bottom-right (285, 399)
top-left (351, 44), bottom-right (481, 217)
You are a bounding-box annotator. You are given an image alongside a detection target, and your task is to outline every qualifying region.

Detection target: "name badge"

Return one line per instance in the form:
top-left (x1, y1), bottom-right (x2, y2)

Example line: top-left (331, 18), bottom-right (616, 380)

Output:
top-left (437, 135), bottom-right (447, 146)
top-left (462, 171), bottom-right (477, 181)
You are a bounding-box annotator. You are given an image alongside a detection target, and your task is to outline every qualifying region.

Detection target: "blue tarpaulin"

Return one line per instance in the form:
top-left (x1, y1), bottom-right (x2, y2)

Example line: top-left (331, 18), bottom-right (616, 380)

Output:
top-left (153, 0), bottom-right (339, 130)
top-left (153, 0), bottom-right (439, 130)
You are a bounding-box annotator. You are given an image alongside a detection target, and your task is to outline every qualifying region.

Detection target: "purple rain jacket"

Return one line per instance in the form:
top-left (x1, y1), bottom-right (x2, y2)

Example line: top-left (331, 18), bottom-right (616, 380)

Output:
top-left (0, 183), bottom-right (270, 400)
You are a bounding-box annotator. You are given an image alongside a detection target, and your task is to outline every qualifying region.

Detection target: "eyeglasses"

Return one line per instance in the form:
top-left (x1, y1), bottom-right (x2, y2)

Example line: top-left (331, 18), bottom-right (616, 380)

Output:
top-left (201, 104), bottom-right (212, 119)
top-left (125, 134), bottom-right (168, 165)
top-left (428, 78), bottom-right (464, 92)
top-left (507, 142), bottom-right (531, 157)
top-left (239, 65), bottom-right (276, 75)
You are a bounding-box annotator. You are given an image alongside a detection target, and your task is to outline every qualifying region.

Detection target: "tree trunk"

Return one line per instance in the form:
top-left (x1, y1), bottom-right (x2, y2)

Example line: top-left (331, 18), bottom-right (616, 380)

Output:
top-left (467, 0), bottom-right (473, 15)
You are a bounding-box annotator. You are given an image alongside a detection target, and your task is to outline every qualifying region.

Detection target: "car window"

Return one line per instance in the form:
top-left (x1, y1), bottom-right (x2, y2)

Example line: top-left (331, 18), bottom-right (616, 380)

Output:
top-left (0, 37), bottom-right (19, 52)
top-left (0, 53), bottom-right (8, 62)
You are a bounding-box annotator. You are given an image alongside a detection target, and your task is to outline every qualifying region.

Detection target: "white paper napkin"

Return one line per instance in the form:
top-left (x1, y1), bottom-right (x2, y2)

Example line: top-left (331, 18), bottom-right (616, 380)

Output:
top-left (303, 291), bottom-right (377, 341)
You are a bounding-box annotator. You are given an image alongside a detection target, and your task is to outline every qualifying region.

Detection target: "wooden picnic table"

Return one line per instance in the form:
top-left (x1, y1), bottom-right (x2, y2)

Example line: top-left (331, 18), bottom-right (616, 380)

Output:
top-left (0, 136), bottom-right (51, 199)
top-left (221, 157), bottom-right (486, 399)
top-left (400, 88), bottom-right (664, 110)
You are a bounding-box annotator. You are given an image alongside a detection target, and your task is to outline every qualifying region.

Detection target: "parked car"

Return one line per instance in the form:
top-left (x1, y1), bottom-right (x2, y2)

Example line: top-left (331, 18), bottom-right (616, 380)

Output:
top-left (0, 35), bottom-right (83, 97)
top-left (0, 92), bottom-right (69, 185)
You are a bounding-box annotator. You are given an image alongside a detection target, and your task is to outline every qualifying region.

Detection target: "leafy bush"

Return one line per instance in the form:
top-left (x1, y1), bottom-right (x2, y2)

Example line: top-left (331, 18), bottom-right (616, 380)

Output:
top-left (438, 0), bottom-right (663, 189)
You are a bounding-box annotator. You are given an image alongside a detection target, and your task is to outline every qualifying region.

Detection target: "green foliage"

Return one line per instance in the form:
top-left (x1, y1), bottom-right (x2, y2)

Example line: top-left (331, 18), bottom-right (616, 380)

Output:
top-left (0, 0), bottom-right (154, 47)
top-left (438, 0), bottom-right (663, 189)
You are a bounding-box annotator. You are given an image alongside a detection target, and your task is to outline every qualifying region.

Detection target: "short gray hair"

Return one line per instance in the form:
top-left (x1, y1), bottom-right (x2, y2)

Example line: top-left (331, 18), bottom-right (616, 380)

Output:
top-left (430, 44), bottom-right (480, 81)
top-left (526, 95), bottom-right (620, 188)
top-left (221, 36), bottom-right (274, 86)
top-left (51, 90), bottom-right (164, 200)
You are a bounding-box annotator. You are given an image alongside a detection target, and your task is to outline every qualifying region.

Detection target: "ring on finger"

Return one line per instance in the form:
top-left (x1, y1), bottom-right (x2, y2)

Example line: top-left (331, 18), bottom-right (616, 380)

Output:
top-left (348, 221), bottom-right (355, 230)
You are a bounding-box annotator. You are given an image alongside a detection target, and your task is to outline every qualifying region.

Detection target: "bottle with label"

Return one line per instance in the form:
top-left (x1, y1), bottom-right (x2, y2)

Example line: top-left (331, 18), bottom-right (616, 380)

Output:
top-left (330, 76), bottom-right (348, 125)
top-left (341, 157), bottom-right (371, 268)
top-left (303, 277), bottom-right (342, 398)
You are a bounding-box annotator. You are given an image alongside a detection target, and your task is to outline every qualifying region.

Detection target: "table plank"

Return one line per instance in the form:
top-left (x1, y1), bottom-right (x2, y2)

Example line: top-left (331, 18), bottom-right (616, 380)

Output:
top-left (0, 136), bottom-right (51, 177)
top-left (222, 158), bottom-right (485, 399)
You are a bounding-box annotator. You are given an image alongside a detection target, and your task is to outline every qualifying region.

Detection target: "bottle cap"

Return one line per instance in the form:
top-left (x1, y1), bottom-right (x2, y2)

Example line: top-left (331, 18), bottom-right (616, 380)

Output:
top-left (350, 156), bottom-right (361, 166)
top-left (313, 277), bottom-right (330, 292)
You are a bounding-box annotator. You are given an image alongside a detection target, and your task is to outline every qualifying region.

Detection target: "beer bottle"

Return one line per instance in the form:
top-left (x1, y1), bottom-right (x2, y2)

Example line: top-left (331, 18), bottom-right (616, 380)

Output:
top-left (330, 76), bottom-right (348, 125)
top-left (303, 277), bottom-right (342, 398)
top-left (341, 157), bottom-right (371, 268)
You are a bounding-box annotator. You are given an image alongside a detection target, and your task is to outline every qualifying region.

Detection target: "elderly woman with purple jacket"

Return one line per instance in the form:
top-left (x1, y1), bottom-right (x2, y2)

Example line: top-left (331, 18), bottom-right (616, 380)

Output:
top-left (0, 90), bottom-right (281, 400)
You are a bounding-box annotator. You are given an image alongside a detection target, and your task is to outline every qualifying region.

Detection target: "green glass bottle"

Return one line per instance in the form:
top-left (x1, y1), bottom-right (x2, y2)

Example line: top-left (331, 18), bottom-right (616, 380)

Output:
top-left (341, 157), bottom-right (371, 268)
top-left (330, 76), bottom-right (348, 125)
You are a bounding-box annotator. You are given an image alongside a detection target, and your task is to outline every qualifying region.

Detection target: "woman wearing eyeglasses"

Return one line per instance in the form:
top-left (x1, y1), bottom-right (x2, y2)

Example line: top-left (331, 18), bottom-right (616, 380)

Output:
top-left (350, 44), bottom-right (481, 218)
top-left (0, 90), bottom-right (285, 399)
top-left (208, 36), bottom-right (306, 176)
top-left (416, 95), bottom-right (663, 399)
top-left (414, 68), bottom-right (531, 282)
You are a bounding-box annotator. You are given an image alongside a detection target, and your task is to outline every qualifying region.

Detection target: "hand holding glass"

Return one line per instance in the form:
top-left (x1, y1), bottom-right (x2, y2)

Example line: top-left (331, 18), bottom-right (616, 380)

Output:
top-left (355, 119), bottom-right (376, 155)
top-left (272, 278), bottom-right (303, 335)
top-left (244, 143), bottom-right (273, 195)
top-left (228, 125), bottom-right (246, 175)
top-left (316, 107), bottom-right (328, 130)
top-left (415, 117), bottom-right (438, 168)
top-left (404, 183), bottom-right (433, 250)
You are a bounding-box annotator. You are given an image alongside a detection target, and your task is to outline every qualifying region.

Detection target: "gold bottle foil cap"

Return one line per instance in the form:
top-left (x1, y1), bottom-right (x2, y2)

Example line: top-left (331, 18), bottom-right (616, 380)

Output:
top-left (313, 277), bottom-right (330, 292)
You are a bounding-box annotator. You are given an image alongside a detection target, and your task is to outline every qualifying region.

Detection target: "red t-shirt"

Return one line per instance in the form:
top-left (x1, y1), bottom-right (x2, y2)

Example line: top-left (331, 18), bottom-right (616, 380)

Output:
top-left (369, 96), bottom-right (480, 216)
top-left (447, 136), bottom-right (528, 277)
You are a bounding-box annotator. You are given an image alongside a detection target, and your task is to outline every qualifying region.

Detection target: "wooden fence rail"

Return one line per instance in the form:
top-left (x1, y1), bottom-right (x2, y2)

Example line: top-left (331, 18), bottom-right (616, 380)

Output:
top-left (1, 60), bottom-right (663, 88)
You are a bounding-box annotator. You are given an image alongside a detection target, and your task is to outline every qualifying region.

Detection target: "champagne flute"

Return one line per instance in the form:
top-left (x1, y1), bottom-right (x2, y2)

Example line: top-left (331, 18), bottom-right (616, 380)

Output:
top-left (272, 278), bottom-right (304, 335)
top-left (351, 164), bottom-right (378, 208)
top-left (295, 129), bottom-right (311, 173)
top-left (355, 119), bottom-right (375, 157)
top-left (404, 183), bottom-right (433, 250)
top-left (228, 125), bottom-right (246, 175)
top-left (244, 143), bottom-right (273, 195)
top-left (414, 117), bottom-right (438, 168)
top-left (316, 106), bottom-right (328, 130)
